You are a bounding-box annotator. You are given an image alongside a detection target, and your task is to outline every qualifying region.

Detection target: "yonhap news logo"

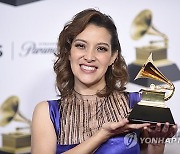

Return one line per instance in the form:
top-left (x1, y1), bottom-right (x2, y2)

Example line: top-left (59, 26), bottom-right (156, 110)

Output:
top-left (124, 132), bottom-right (138, 149)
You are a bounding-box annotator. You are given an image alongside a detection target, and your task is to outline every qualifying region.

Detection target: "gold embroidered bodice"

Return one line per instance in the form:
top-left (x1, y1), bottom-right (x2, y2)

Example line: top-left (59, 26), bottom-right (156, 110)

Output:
top-left (58, 90), bottom-right (131, 145)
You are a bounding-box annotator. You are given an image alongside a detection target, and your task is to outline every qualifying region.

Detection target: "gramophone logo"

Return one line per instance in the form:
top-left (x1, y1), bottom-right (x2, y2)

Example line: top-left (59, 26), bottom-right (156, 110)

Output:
top-left (0, 96), bottom-right (31, 153)
top-left (0, 44), bottom-right (2, 57)
top-left (0, 0), bottom-right (42, 6)
top-left (128, 9), bottom-right (180, 87)
top-left (0, 96), bottom-right (31, 126)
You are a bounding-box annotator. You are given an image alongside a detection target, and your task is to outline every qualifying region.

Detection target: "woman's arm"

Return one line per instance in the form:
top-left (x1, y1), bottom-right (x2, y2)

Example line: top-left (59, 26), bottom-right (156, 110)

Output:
top-left (63, 120), bottom-right (150, 154)
top-left (31, 102), bottom-right (149, 154)
top-left (31, 101), bottom-right (57, 154)
top-left (63, 126), bottom-right (111, 154)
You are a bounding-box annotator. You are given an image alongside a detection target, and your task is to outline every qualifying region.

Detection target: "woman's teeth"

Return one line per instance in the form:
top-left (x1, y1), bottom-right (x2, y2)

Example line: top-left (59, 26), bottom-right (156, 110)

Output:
top-left (81, 65), bottom-right (96, 71)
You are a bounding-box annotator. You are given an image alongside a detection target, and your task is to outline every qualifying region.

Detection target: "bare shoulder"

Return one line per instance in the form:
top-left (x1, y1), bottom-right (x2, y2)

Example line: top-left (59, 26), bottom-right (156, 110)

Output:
top-left (31, 101), bottom-right (57, 153)
top-left (32, 101), bottom-right (50, 122)
top-left (31, 101), bottom-right (54, 135)
top-left (33, 101), bottom-right (49, 112)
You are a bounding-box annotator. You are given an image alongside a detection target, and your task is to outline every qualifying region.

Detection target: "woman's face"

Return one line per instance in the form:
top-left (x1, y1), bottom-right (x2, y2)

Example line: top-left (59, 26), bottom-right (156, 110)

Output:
top-left (69, 24), bottom-right (117, 94)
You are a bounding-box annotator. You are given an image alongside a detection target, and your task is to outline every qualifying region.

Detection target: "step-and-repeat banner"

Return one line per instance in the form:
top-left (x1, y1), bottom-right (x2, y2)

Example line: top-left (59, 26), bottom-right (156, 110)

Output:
top-left (0, 0), bottom-right (180, 153)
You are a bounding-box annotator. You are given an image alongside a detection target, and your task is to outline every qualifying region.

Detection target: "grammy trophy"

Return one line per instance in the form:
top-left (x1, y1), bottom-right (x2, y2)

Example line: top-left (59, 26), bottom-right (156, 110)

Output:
top-left (128, 53), bottom-right (175, 126)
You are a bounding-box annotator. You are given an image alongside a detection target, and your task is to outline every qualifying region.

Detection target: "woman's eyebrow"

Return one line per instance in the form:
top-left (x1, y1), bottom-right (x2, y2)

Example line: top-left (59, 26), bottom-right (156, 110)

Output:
top-left (73, 39), bottom-right (87, 43)
top-left (74, 39), bottom-right (110, 47)
top-left (97, 42), bottom-right (110, 47)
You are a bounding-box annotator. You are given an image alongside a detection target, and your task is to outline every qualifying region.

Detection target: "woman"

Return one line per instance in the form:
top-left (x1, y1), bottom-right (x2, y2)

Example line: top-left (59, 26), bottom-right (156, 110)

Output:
top-left (31, 8), bottom-right (177, 154)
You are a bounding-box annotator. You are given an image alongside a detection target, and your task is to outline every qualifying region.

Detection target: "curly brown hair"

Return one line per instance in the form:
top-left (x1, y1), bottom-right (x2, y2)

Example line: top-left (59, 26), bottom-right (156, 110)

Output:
top-left (54, 8), bottom-right (129, 97)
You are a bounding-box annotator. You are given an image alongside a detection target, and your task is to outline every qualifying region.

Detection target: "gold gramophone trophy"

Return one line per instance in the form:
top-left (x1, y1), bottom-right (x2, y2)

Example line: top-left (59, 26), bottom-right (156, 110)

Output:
top-left (128, 9), bottom-right (180, 86)
top-left (0, 96), bottom-right (31, 153)
top-left (128, 53), bottom-right (175, 125)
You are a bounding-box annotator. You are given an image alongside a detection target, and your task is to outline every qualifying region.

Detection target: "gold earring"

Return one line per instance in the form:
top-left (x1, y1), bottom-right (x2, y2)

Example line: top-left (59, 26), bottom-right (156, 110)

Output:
top-left (112, 63), bottom-right (115, 70)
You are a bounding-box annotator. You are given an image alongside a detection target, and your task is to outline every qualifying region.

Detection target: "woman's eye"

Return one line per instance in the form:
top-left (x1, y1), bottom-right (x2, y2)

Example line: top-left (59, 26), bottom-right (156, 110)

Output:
top-left (75, 43), bottom-right (85, 49)
top-left (97, 46), bottom-right (108, 52)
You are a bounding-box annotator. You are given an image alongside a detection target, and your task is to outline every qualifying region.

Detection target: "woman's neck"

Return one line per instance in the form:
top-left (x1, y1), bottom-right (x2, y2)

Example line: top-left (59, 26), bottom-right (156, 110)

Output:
top-left (74, 85), bottom-right (106, 95)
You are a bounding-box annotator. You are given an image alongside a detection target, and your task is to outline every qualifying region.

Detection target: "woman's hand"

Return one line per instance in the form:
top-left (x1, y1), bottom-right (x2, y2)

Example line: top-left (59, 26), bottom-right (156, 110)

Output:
top-left (101, 118), bottom-right (150, 139)
top-left (143, 122), bottom-right (178, 141)
top-left (140, 123), bottom-right (178, 154)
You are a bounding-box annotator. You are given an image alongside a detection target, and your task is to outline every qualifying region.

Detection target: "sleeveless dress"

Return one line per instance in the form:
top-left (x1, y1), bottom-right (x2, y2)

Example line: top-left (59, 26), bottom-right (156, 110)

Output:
top-left (48, 92), bottom-right (141, 154)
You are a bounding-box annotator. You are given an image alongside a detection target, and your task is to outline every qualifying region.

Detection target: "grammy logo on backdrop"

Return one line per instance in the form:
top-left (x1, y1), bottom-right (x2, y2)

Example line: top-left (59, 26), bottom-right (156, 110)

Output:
top-left (128, 53), bottom-right (175, 125)
top-left (128, 9), bottom-right (180, 87)
top-left (0, 96), bottom-right (31, 153)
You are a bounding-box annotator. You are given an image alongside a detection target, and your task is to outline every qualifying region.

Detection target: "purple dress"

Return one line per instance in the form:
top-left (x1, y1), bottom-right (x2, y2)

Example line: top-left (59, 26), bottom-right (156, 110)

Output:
top-left (48, 92), bottom-right (141, 154)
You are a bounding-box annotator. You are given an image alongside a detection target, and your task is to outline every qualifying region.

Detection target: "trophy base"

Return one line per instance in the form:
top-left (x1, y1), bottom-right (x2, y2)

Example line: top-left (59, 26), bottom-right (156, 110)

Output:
top-left (128, 62), bottom-right (180, 87)
top-left (136, 46), bottom-right (167, 62)
top-left (128, 104), bottom-right (175, 125)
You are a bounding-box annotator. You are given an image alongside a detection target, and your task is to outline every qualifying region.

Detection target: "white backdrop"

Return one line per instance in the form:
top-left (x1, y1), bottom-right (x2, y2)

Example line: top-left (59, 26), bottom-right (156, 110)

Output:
top-left (0, 0), bottom-right (180, 153)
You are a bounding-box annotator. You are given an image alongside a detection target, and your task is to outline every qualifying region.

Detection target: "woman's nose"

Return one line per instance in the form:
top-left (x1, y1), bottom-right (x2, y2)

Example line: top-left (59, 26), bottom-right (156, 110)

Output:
top-left (83, 49), bottom-right (96, 62)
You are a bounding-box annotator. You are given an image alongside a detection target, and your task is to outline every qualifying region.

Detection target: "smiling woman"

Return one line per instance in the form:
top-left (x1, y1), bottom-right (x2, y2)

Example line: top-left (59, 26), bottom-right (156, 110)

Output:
top-left (54, 9), bottom-right (128, 98)
top-left (31, 8), bottom-right (177, 154)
